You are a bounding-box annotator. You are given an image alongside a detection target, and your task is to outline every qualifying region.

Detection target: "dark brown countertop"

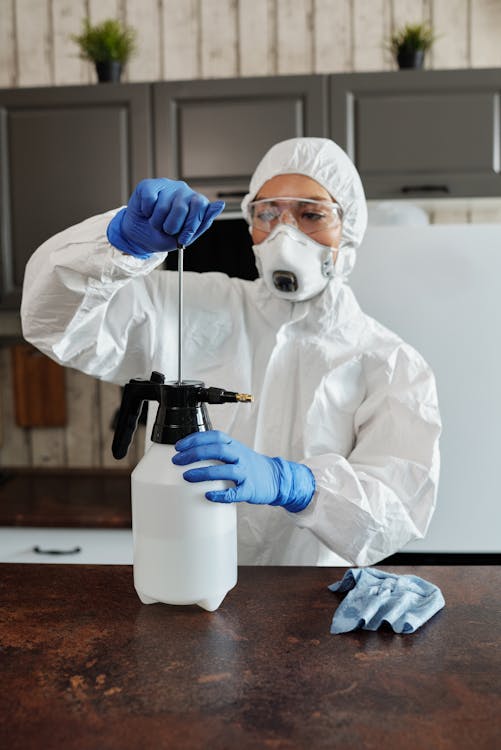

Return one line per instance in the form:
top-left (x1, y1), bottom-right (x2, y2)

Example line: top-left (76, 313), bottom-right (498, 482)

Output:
top-left (0, 468), bottom-right (131, 528)
top-left (1, 564), bottom-right (500, 749)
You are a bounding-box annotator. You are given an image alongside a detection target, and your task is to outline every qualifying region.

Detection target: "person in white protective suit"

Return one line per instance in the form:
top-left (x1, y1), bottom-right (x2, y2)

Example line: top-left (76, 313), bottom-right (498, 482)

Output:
top-left (21, 137), bottom-right (441, 567)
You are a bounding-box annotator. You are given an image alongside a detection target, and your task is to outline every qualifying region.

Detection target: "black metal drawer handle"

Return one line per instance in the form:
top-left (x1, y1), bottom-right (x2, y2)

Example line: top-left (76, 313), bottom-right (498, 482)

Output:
top-left (400, 185), bottom-right (450, 194)
top-left (33, 545), bottom-right (82, 556)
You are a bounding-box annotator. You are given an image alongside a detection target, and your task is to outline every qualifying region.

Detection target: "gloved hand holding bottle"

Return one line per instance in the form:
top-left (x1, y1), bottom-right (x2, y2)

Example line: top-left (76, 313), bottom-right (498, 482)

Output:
top-left (107, 178), bottom-right (225, 258)
top-left (172, 430), bottom-right (316, 513)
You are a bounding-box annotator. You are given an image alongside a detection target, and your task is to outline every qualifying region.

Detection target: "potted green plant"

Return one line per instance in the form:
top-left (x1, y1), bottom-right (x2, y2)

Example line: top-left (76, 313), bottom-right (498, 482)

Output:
top-left (72, 18), bottom-right (137, 83)
top-left (389, 23), bottom-right (436, 70)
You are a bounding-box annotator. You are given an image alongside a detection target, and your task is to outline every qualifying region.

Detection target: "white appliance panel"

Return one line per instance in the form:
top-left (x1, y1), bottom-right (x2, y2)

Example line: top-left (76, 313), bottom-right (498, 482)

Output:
top-left (350, 224), bottom-right (501, 552)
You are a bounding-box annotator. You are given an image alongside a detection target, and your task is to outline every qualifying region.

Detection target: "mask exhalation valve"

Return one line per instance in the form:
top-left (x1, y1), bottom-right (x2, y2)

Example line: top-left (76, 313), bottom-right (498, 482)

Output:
top-left (272, 270), bottom-right (298, 293)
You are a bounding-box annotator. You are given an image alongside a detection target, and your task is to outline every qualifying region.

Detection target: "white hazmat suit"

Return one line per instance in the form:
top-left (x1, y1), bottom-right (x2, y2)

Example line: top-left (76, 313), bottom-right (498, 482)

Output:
top-left (21, 138), bottom-right (441, 567)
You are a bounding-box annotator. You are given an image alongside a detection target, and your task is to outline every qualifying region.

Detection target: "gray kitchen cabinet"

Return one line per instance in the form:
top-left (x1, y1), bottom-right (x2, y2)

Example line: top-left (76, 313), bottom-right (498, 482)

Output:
top-left (330, 68), bottom-right (501, 200)
top-left (153, 75), bottom-right (328, 210)
top-left (2, 68), bottom-right (501, 313)
top-left (0, 83), bottom-right (152, 309)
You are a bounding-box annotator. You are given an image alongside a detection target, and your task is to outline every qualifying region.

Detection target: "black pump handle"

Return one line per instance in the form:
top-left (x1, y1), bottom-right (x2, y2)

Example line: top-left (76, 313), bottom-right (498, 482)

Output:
top-left (112, 380), bottom-right (162, 460)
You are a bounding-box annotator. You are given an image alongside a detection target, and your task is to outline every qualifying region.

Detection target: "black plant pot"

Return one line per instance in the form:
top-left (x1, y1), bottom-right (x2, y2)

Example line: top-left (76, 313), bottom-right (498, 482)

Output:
top-left (396, 49), bottom-right (425, 70)
top-left (95, 61), bottom-right (122, 83)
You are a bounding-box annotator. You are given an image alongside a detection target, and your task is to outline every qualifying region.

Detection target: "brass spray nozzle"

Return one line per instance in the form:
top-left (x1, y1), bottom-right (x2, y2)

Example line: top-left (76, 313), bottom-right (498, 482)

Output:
top-left (200, 387), bottom-right (253, 405)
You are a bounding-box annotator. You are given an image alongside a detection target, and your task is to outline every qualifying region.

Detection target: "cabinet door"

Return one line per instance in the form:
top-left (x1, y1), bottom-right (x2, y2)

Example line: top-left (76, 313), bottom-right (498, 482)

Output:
top-left (0, 83), bottom-right (152, 309)
top-left (153, 75), bottom-right (328, 210)
top-left (330, 69), bottom-right (501, 200)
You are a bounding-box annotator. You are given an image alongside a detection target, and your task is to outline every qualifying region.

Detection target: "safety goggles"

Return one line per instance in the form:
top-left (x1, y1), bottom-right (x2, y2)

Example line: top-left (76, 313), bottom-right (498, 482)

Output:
top-left (246, 197), bottom-right (343, 236)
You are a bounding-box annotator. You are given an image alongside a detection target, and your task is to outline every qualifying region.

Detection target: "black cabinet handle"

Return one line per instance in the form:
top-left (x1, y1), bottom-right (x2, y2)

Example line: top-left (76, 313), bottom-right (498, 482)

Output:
top-left (33, 545), bottom-right (82, 555)
top-left (400, 185), bottom-right (450, 194)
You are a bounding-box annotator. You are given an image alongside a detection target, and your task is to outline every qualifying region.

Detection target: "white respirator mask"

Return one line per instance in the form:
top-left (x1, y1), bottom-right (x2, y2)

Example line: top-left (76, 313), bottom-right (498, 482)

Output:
top-left (252, 223), bottom-right (336, 302)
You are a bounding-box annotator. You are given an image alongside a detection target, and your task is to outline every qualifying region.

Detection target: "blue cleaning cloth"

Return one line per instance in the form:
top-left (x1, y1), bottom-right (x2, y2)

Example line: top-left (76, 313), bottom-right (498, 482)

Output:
top-left (328, 568), bottom-right (445, 634)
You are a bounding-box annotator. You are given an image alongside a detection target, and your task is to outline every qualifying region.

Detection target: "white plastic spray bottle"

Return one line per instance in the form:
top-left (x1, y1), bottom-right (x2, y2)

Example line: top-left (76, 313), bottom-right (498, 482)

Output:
top-left (112, 372), bottom-right (252, 611)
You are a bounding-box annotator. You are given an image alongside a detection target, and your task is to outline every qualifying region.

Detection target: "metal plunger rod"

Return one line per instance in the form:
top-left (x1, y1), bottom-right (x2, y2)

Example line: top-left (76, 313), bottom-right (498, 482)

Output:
top-left (177, 244), bottom-right (185, 385)
top-left (175, 242), bottom-right (253, 402)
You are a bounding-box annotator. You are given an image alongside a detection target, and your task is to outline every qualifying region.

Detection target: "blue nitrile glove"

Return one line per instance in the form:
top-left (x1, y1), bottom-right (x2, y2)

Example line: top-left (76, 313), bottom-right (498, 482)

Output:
top-left (107, 178), bottom-right (225, 258)
top-left (172, 430), bottom-right (315, 513)
top-left (328, 568), bottom-right (445, 634)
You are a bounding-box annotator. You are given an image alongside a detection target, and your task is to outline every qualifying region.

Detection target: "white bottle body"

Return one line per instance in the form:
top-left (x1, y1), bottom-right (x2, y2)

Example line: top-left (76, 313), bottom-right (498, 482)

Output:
top-left (131, 442), bottom-right (237, 611)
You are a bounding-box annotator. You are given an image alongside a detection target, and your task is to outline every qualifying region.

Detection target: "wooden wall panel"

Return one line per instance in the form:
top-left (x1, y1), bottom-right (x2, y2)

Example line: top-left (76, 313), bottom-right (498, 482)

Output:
top-left (161, 0), bottom-right (200, 80)
top-left (15, 0), bottom-right (52, 86)
top-left (124, 0), bottom-right (162, 82)
top-left (200, 0), bottom-right (238, 78)
top-left (0, 349), bottom-right (31, 466)
top-left (51, 0), bottom-right (91, 85)
top-left (0, 0), bottom-right (16, 87)
top-left (391, 0), bottom-right (429, 29)
top-left (30, 427), bottom-right (66, 466)
top-left (276, 0), bottom-right (314, 74)
top-left (430, 206), bottom-right (470, 224)
top-left (352, 0), bottom-right (392, 72)
top-left (238, 0), bottom-right (277, 76)
top-left (430, 0), bottom-right (470, 69)
top-left (471, 0), bottom-right (501, 68)
top-left (431, 203), bottom-right (501, 224)
top-left (87, 0), bottom-right (123, 25)
top-left (469, 204), bottom-right (501, 223)
top-left (4, 0), bottom-right (501, 90)
top-left (62, 369), bottom-right (99, 467)
top-left (314, 0), bottom-right (353, 73)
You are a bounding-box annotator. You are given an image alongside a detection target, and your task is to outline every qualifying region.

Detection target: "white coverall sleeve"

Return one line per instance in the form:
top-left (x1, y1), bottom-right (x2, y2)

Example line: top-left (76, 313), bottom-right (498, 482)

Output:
top-left (294, 344), bottom-right (441, 567)
top-left (21, 210), bottom-right (168, 384)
